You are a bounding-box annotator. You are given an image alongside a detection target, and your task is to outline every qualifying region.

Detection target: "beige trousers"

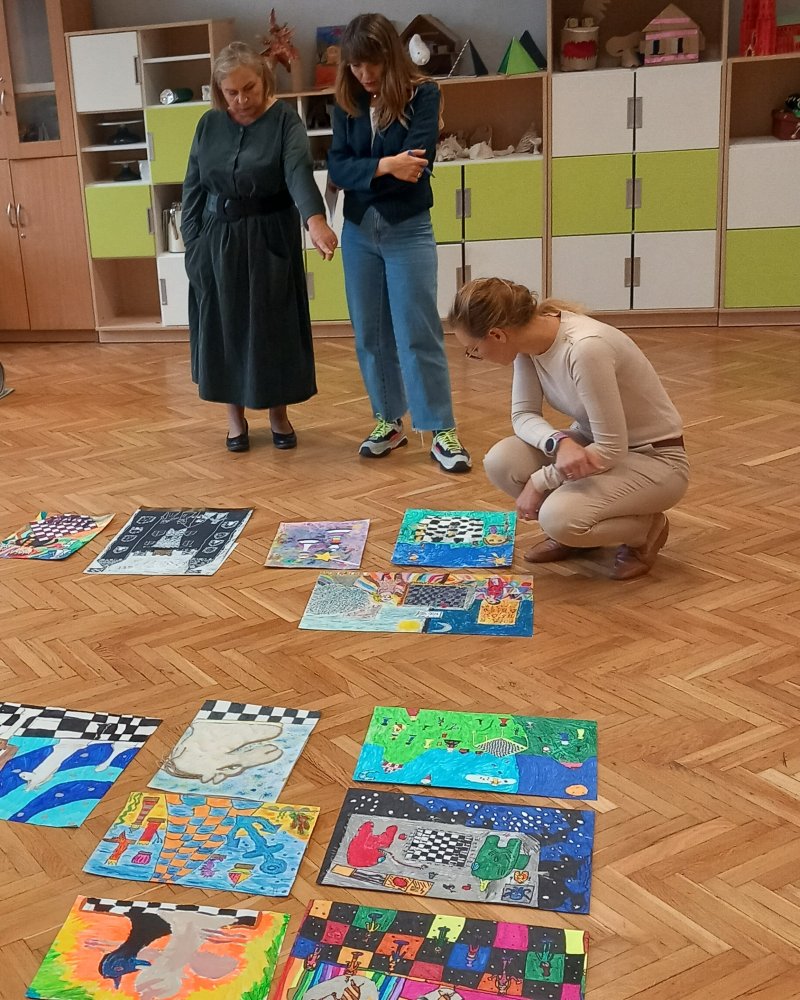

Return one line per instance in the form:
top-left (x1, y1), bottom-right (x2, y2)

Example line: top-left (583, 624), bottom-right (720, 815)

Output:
top-left (484, 436), bottom-right (690, 548)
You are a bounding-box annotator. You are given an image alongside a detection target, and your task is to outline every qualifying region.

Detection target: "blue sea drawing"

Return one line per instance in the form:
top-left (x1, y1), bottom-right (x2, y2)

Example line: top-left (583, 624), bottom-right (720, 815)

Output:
top-left (392, 509), bottom-right (517, 568)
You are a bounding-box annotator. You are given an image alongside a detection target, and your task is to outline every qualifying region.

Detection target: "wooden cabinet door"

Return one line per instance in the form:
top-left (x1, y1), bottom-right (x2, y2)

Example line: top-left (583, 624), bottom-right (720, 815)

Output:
top-left (551, 234), bottom-right (633, 312)
top-left (11, 156), bottom-right (94, 328)
top-left (634, 62), bottom-right (722, 152)
top-left (84, 183), bottom-right (155, 257)
top-left (430, 163), bottom-right (462, 243)
top-left (727, 141), bottom-right (800, 230)
top-left (70, 31), bottom-right (142, 113)
top-left (464, 239), bottom-right (543, 297)
top-left (157, 253), bottom-right (189, 326)
top-left (633, 230), bottom-right (718, 310)
top-left (463, 159), bottom-right (543, 241)
top-left (725, 228), bottom-right (800, 308)
top-left (551, 71), bottom-right (634, 157)
top-left (305, 249), bottom-right (348, 321)
top-left (145, 104), bottom-right (208, 185)
top-left (635, 148), bottom-right (719, 232)
top-left (551, 154), bottom-right (633, 236)
top-left (0, 157), bottom-right (29, 328)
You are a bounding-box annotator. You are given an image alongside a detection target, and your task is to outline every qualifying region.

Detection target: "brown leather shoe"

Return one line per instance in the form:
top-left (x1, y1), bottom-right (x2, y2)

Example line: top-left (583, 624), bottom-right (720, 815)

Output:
top-left (523, 537), bottom-right (583, 563)
top-left (612, 514), bottom-right (669, 580)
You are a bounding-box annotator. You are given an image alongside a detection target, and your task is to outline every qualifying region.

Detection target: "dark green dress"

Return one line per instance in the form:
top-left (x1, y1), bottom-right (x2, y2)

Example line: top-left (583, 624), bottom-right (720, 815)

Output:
top-left (182, 102), bottom-right (324, 409)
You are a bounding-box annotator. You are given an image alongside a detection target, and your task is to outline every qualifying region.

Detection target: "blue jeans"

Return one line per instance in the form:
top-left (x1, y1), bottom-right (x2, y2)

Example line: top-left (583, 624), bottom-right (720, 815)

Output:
top-left (342, 207), bottom-right (455, 431)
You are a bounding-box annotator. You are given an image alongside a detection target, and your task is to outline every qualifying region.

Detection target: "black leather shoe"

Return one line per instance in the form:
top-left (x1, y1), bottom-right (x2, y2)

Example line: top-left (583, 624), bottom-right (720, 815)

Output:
top-left (271, 426), bottom-right (297, 450)
top-left (226, 419), bottom-right (249, 452)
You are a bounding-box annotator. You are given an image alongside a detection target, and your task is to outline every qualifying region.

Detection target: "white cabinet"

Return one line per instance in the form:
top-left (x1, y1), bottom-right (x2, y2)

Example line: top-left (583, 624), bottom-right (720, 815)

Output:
top-left (635, 63), bottom-right (722, 152)
top-left (551, 234), bottom-right (633, 312)
top-left (551, 71), bottom-right (633, 157)
top-left (464, 238), bottom-right (543, 295)
top-left (304, 169), bottom-right (343, 251)
top-left (727, 140), bottom-right (800, 230)
top-left (633, 231), bottom-right (718, 309)
top-left (70, 32), bottom-right (142, 113)
top-left (436, 243), bottom-right (462, 319)
top-left (157, 253), bottom-right (189, 326)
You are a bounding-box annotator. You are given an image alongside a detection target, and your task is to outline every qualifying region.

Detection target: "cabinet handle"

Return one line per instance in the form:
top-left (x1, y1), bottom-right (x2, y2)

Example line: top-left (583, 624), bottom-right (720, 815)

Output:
top-left (456, 264), bottom-right (472, 286)
top-left (455, 189), bottom-right (463, 219)
top-left (627, 96), bottom-right (643, 130)
top-left (306, 272), bottom-right (315, 299)
top-left (134, 55), bottom-right (141, 85)
top-left (15, 203), bottom-right (25, 237)
top-left (146, 131), bottom-right (155, 161)
top-left (0, 89), bottom-right (7, 114)
top-left (6, 202), bottom-right (15, 228)
top-left (625, 178), bottom-right (642, 209)
top-left (632, 256), bottom-right (641, 287)
top-left (462, 188), bottom-right (472, 219)
top-left (624, 257), bottom-right (632, 288)
top-left (159, 278), bottom-right (168, 306)
top-left (146, 207), bottom-right (154, 235)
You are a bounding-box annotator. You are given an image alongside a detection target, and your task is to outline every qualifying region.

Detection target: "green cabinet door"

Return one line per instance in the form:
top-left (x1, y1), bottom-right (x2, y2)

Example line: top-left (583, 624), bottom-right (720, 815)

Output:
top-left (429, 163), bottom-right (463, 243)
top-left (635, 149), bottom-right (719, 233)
top-left (84, 184), bottom-right (155, 258)
top-left (551, 154), bottom-right (632, 236)
top-left (463, 159), bottom-right (543, 240)
top-left (724, 228), bottom-right (800, 308)
top-left (145, 104), bottom-right (209, 185)
top-left (305, 250), bottom-right (349, 321)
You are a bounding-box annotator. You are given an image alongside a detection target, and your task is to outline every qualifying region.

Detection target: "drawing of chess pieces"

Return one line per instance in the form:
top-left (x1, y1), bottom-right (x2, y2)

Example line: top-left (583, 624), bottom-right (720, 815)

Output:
top-left (260, 7), bottom-right (303, 91)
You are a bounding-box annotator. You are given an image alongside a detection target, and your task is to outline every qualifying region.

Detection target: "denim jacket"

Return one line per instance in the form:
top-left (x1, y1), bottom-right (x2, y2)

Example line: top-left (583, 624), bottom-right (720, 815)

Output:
top-left (328, 80), bottom-right (440, 225)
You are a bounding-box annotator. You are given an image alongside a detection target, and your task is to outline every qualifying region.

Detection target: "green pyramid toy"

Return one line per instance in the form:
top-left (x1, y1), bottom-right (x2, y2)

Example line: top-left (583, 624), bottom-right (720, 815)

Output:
top-left (498, 37), bottom-right (542, 75)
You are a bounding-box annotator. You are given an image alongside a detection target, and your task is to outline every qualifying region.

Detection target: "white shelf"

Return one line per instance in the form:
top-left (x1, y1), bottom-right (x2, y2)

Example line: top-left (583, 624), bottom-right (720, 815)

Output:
top-left (435, 152), bottom-right (544, 165)
top-left (157, 251), bottom-right (185, 259)
top-left (15, 81), bottom-right (56, 95)
top-left (145, 101), bottom-right (210, 109)
top-left (307, 128), bottom-right (333, 137)
top-left (142, 54), bottom-right (211, 64)
top-left (86, 179), bottom-right (150, 188)
top-left (730, 135), bottom-right (799, 147)
top-left (82, 142), bottom-right (147, 152)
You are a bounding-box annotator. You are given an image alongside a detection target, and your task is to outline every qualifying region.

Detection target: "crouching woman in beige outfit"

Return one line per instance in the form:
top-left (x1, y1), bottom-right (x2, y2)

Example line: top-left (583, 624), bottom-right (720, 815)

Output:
top-left (448, 278), bottom-right (689, 579)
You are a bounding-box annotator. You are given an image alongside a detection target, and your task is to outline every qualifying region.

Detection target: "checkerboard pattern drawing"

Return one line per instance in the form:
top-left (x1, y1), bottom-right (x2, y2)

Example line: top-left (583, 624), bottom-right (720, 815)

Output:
top-left (414, 516), bottom-right (486, 545)
top-left (404, 828), bottom-right (473, 867)
top-left (81, 897), bottom-right (260, 922)
top-left (197, 701), bottom-right (321, 724)
top-left (0, 702), bottom-right (160, 744)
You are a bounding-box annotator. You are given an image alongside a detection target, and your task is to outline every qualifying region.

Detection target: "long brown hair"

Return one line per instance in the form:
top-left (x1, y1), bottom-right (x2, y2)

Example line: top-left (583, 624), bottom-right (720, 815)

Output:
top-left (335, 13), bottom-right (437, 129)
top-left (211, 41), bottom-right (275, 110)
top-left (447, 278), bottom-right (584, 340)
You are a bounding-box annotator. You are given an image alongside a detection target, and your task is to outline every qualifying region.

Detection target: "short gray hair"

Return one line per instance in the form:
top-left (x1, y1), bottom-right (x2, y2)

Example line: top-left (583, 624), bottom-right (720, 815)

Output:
top-left (211, 41), bottom-right (275, 109)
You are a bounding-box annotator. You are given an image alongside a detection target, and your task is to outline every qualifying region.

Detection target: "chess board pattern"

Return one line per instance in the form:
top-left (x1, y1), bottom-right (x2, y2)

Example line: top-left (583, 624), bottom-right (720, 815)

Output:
top-left (27, 895), bottom-right (289, 1000)
top-left (84, 508), bottom-right (252, 576)
top-left (391, 509), bottom-right (516, 568)
top-left (274, 899), bottom-right (588, 1000)
top-left (150, 701), bottom-right (320, 801)
top-left (84, 791), bottom-right (318, 897)
top-left (404, 828), bottom-right (473, 867)
top-left (0, 702), bottom-right (160, 745)
top-left (0, 511), bottom-right (113, 560)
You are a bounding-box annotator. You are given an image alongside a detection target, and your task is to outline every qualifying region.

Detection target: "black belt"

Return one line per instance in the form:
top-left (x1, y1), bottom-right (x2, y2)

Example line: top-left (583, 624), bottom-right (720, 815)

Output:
top-left (207, 190), bottom-right (293, 220)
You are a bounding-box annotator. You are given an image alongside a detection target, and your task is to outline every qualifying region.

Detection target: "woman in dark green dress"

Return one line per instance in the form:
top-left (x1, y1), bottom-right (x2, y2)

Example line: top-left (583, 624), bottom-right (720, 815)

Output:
top-left (182, 42), bottom-right (338, 452)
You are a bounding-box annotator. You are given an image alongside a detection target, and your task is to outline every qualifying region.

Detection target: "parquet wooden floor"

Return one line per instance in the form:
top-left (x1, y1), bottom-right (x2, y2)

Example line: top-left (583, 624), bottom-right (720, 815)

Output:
top-left (1, 326), bottom-right (800, 999)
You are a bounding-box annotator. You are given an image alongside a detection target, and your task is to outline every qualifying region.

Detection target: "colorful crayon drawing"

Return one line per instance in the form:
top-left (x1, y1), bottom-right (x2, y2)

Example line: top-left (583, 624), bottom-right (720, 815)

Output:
top-left (84, 508), bottom-right (252, 575)
top-left (150, 702), bottom-right (320, 802)
top-left (0, 512), bottom-right (113, 560)
top-left (26, 895), bottom-right (289, 999)
top-left (299, 572), bottom-right (533, 637)
top-left (392, 510), bottom-right (516, 568)
top-left (319, 789), bottom-right (594, 914)
top-left (0, 702), bottom-right (160, 828)
top-left (354, 708), bottom-right (598, 800)
top-left (274, 899), bottom-right (588, 1000)
top-left (266, 520), bottom-right (370, 570)
top-left (84, 791), bottom-right (319, 897)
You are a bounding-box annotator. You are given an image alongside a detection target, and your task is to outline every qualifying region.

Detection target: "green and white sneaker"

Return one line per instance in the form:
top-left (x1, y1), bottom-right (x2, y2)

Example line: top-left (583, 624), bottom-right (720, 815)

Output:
top-left (431, 428), bottom-right (472, 473)
top-left (359, 417), bottom-right (408, 458)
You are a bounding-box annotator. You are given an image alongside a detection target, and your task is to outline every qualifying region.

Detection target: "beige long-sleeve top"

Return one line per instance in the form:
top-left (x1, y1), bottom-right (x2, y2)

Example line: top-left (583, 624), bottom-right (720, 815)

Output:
top-left (512, 311), bottom-right (683, 493)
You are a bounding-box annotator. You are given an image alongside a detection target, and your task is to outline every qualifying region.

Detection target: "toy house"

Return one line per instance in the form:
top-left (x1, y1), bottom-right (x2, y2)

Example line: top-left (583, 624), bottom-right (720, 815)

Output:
top-left (400, 15), bottom-right (460, 76)
top-left (640, 5), bottom-right (703, 65)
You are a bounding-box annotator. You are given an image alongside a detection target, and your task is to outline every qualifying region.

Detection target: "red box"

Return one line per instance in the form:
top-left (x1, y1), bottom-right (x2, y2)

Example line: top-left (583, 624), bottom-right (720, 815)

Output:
top-left (772, 109), bottom-right (800, 140)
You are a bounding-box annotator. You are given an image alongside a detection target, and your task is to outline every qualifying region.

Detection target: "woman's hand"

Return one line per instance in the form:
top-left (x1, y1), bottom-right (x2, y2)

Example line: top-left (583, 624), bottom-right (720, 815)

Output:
top-left (307, 215), bottom-right (338, 260)
top-left (376, 149), bottom-right (429, 183)
top-left (555, 438), bottom-right (604, 482)
top-left (516, 480), bottom-right (547, 522)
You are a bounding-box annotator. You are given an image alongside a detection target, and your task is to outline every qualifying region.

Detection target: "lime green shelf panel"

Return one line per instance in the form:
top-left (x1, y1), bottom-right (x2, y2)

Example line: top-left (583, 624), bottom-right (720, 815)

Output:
top-left (551, 154), bottom-right (632, 236)
top-left (725, 228), bottom-right (800, 308)
top-left (305, 250), bottom-right (349, 321)
top-left (145, 105), bottom-right (209, 185)
top-left (430, 164), bottom-right (463, 243)
top-left (635, 149), bottom-right (719, 233)
top-left (464, 160), bottom-right (543, 240)
top-left (85, 185), bottom-right (155, 258)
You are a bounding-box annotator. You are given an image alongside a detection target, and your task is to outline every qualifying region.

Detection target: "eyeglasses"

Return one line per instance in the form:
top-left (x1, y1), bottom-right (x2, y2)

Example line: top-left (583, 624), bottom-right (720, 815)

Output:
top-left (464, 341), bottom-right (483, 361)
